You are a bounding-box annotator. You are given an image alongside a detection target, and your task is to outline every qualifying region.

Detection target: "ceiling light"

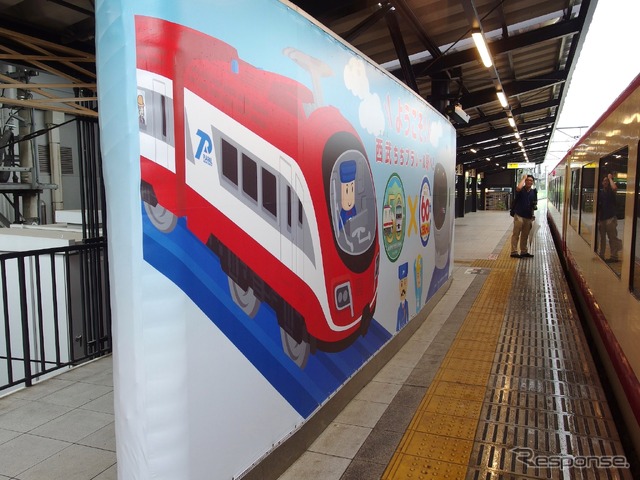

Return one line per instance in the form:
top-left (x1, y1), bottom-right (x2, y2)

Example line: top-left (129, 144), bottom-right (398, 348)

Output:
top-left (508, 117), bottom-right (516, 128)
top-left (470, 148), bottom-right (477, 153)
top-left (514, 132), bottom-right (521, 140)
top-left (471, 30), bottom-right (492, 68)
top-left (496, 90), bottom-right (508, 108)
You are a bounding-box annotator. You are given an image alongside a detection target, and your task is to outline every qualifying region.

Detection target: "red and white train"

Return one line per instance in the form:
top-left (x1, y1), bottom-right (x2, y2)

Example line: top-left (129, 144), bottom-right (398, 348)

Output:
top-left (135, 16), bottom-right (380, 368)
top-left (547, 73), bottom-right (640, 454)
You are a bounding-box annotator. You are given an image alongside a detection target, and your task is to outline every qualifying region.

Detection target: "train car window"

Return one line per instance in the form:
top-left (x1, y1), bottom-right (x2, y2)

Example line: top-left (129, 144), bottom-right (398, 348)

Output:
top-left (262, 167), bottom-right (277, 218)
top-left (137, 90), bottom-right (148, 133)
top-left (595, 147), bottom-right (628, 276)
top-left (570, 169), bottom-right (580, 231)
top-left (298, 199), bottom-right (303, 226)
top-left (160, 95), bottom-right (167, 138)
top-left (242, 154), bottom-right (258, 202)
top-left (221, 139), bottom-right (238, 186)
top-left (328, 151), bottom-right (376, 257)
top-left (286, 185), bottom-right (292, 227)
top-left (580, 164), bottom-right (595, 242)
top-left (632, 142), bottom-right (640, 297)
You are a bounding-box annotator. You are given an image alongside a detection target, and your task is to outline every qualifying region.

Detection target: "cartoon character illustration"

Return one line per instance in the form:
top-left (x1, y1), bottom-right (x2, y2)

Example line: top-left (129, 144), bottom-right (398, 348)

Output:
top-left (339, 159), bottom-right (357, 229)
top-left (427, 162), bottom-right (453, 300)
top-left (397, 262), bottom-right (409, 330)
top-left (414, 254), bottom-right (423, 313)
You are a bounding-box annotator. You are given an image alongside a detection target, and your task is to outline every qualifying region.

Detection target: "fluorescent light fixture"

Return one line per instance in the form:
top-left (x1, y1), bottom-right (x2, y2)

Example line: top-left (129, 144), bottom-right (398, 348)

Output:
top-left (514, 132), bottom-right (521, 140)
top-left (470, 148), bottom-right (478, 153)
top-left (496, 90), bottom-right (508, 108)
top-left (471, 30), bottom-right (492, 68)
top-left (508, 117), bottom-right (516, 128)
top-left (518, 141), bottom-right (523, 147)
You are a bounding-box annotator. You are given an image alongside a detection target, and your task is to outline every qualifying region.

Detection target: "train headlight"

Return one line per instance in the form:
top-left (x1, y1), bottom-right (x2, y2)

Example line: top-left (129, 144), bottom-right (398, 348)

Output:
top-left (334, 282), bottom-right (353, 316)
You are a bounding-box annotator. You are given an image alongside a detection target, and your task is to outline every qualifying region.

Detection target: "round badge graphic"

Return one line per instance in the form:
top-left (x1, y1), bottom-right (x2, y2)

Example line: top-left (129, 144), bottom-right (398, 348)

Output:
top-left (419, 176), bottom-right (432, 247)
top-left (382, 174), bottom-right (406, 262)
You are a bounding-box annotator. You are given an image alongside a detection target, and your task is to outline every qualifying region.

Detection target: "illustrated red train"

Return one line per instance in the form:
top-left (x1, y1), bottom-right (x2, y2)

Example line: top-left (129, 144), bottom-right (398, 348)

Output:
top-left (547, 73), bottom-right (640, 454)
top-left (135, 16), bottom-right (379, 368)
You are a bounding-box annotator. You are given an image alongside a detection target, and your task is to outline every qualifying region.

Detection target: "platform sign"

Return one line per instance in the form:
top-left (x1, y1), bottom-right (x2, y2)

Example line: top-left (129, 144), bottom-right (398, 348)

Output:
top-left (507, 162), bottom-right (535, 169)
top-left (95, 1), bottom-right (455, 478)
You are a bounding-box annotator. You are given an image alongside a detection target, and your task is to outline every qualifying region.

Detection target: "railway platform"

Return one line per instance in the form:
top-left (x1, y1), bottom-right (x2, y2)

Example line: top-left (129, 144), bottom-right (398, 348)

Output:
top-left (0, 209), bottom-right (634, 479)
top-left (277, 209), bottom-right (635, 480)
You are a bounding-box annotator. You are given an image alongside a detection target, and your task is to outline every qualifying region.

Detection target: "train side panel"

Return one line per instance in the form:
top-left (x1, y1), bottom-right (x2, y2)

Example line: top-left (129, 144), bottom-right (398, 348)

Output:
top-left (547, 74), bottom-right (640, 455)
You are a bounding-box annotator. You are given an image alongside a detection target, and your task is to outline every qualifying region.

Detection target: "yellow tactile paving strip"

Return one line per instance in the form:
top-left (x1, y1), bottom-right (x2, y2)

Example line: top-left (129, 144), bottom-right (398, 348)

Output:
top-left (383, 242), bottom-right (517, 479)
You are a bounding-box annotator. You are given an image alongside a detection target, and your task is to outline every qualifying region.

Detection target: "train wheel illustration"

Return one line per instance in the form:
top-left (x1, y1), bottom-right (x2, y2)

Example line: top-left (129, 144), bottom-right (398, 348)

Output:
top-left (280, 328), bottom-right (310, 369)
top-left (277, 302), bottom-right (311, 368)
top-left (141, 182), bottom-right (178, 233)
top-left (227, 278), bottom-right (260, 318)
top-left (144, 201), bottom-right (178, 233)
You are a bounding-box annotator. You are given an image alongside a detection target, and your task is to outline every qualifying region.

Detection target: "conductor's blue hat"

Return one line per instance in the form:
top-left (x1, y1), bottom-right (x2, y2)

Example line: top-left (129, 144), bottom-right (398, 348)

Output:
top-left (340, 160), bottom-right (357, 183)
top-left (398, 262), bottom-right (408, 279)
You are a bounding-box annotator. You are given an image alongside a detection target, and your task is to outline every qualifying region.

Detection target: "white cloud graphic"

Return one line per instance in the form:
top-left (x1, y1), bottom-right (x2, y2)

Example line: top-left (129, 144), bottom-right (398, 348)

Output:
top-left (360, 93), bottom-right (385, 136)
top-left (344, 57), bottom-right (368, 99)
top-left (344, 57), bottom-right (385, 136)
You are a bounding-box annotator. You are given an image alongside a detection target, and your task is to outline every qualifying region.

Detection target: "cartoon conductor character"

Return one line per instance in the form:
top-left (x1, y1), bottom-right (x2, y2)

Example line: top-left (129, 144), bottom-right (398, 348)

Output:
top-left (339, 159), bottom-right (357, 229)
top-left (397, 262), bottom-right (409, 331)
top-left (414, 254), bottom-right (423, 313)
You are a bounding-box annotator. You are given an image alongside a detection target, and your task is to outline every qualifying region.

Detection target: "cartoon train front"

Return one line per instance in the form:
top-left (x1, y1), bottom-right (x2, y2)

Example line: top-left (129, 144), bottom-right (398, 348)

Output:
top-left (136, 16), bottom-right (379, 368)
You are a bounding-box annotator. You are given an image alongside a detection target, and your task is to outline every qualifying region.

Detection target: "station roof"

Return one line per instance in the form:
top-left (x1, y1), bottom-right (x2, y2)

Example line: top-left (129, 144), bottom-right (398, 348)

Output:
top-left (0, 0), bottom-right (597, 174)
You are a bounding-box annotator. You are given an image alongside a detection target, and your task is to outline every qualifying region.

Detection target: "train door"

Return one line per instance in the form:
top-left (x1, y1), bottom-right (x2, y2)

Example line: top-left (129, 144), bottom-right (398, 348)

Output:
top-left (279, 158), bottom-right (305, 279)
top-left (280, 158), bottom-right (295, 272)
top-left (151, 79), bottom-right (172, 172)
top-left (295, 175), bottom-right (304, 276)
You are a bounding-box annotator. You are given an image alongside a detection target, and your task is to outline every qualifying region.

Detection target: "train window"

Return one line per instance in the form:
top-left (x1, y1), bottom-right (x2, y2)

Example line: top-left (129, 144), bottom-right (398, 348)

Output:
top-left (328, 150), bottom-right (376, 256)
top-left (286, 185), bottom-right (292, 228)
top-left (631, 142), bottom-right (640, 297)
top-left (160, 95), bottom-right (167, 138)
top-left (580, 164), bottom-right (595, 242)
top-left (221, 139), bottom-right (238, 186)
top-left (570, 169), bottom-right (580, 230)
top-left (242, 154), bottom-right (258, 202)
top-left (298, 199), bottom-right (303, 226)
top-left (595, 147), bottom-right (628, 276)
top-left (262, 168), bottom-right (277, 218)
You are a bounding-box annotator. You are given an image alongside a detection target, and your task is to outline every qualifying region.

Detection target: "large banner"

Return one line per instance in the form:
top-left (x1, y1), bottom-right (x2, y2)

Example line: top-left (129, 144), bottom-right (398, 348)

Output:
top-left (96, 1), bottom-right (456, 478)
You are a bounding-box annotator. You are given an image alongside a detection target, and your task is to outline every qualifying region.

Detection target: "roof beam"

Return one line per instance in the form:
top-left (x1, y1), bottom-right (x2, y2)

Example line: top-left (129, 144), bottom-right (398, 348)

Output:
top-left (404, 17), bottom-right (581, 78)
top-left (459, 70), bottom-right (567, 109)
top-left (385, 6), bottom-right (419, 93)
top-left (343, 3), bottom-right (391, 42)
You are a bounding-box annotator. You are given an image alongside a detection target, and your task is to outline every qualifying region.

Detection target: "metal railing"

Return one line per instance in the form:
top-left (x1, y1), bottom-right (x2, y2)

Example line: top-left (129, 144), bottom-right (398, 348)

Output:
top-left (0, 240), bottom-right (111, 392)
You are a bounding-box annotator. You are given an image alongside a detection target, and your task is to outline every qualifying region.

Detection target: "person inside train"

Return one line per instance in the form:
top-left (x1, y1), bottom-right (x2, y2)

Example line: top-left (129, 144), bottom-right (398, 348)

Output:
top-left (339, 159), bottom-right (357, 230)
top-left (510, 174), bottom-right (537, 258)
top-left (597, 172), bottom-right (622, 263)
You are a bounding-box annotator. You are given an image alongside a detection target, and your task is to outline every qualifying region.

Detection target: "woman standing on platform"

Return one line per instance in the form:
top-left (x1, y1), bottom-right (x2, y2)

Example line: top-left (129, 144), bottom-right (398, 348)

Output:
top-left (510, 174), bottom-right (537, 258)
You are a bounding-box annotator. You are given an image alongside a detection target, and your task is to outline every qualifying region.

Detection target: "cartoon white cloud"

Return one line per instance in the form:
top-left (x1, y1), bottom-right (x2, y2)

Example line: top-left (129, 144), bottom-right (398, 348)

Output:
top-left (360, 93), bottom-right (385, 136)
top-left (344, 57), bottom-right (385, 135)
top-left (344, 57), bottom-right (369, 100)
